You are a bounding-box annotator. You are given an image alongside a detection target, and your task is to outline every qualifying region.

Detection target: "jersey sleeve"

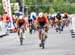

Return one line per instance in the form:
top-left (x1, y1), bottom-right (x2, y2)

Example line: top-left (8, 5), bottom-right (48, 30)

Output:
top-left (35, 16), bottom-right (39, 23)
top-left (44, 15), bottom-right (48, 22)
top-left (23, 18), bottom-right (27, 24)
top-left (16, 19), bottom-right (19, 25)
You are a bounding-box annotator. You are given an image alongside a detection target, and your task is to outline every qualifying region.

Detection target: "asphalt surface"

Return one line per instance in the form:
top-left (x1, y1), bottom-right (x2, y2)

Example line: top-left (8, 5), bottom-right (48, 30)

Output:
top-left (0, 25), bottom-right (75, 55)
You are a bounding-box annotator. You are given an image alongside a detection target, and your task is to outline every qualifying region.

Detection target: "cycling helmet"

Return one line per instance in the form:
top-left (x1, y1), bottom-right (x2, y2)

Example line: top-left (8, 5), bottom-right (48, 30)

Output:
top-left (30, 12), bottom-right (36, 20)
top-left (63, 13), bottom-right (68, 18)
top-left (56, 13), bottom-right (61, 18)
top-left (19, 15), bottom-right (23, 19)
top-left (38, 12), bottom-right (43, 18)
top-left (64, 13), bottom-right (68, 16)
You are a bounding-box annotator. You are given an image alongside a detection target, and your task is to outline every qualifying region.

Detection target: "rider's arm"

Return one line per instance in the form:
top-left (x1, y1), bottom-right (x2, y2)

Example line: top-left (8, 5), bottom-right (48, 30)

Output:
top-left (34, 17), bottom-right (39, 28)
top-left (23, 18), bottom-right (28, 26)
top-left (61, 17), bottom-right (64, 22)
top-left (16, 19), bottom-right (19, 27)
top-left (55, 17), bottom-right (58, 22)
top-left (45, 16), bottom-right (48, 23)
top-left (35, 17), bottom-right (39, 25)
top-left (45, 16), bottom-right (49, 26)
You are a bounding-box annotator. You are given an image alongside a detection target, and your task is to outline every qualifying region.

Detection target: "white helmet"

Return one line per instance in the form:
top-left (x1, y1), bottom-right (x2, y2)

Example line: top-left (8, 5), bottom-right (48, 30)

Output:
top-left (19, 15), bottom-right (23, 19)
top-left (38, 12), bottom-right (43, 18)
top-left (30, 12), bottom-right (36, 19)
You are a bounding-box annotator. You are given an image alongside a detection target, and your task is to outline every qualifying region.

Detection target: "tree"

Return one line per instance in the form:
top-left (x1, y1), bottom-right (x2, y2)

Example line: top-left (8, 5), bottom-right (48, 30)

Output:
top-left (49, 7), bottom-right (55, 14)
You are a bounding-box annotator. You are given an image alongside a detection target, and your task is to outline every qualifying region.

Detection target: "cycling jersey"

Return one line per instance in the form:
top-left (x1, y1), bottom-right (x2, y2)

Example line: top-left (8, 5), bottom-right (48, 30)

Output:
top-left (56, 16), bottom-right (61, 20)
top-left (16, 18), bottom-right (26, 28)
top-left (36, 15), bottom-right (48, 28)
top-left (36, 15), bottom-right (48, 22)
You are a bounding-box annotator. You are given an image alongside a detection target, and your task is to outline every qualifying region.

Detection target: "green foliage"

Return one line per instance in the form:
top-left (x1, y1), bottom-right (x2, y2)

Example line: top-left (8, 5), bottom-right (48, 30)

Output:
top-left (0, 5), bottom-right (3, 15)
top-left (0, 0), bottom-right (2, 3)
top-left (25, 0), bottom-right (33, 5)
top-left (52, 3), bottom-right (75, 14)
top-left (0, 0), bottom-right (75, 14)
top-left (49, 7), bottom-right (55, 14)
top-left (51, 0), bottom-right (75, 14)
top-left (10, 0), bottom-right (15, 3)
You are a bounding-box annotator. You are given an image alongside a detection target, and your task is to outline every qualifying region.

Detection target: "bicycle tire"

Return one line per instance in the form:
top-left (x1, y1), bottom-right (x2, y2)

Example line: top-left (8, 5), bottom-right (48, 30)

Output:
top-left (20, 32), bottom-right (23, 45)
top-left (41, 42), bottom-right (44, 49)
top-left (29, 28), bottom-right (32, 34)
top-left (41, 34), bottom-right (45, 49)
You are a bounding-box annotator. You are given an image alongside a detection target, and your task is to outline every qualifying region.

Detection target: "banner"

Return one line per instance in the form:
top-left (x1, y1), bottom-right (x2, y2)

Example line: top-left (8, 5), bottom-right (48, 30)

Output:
top-left (2, 0), bottom-right (14, 29)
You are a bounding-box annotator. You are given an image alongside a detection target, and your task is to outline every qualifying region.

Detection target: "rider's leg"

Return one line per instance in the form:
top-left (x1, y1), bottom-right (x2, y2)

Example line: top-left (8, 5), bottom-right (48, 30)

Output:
top-left (22, 25), bottom-right (25, 33)
top-left (44, 26), bottom-right (48, 39)
top-left (55, 23), bottom-right (58, 32)
top-left (38, 29), bottom-right (42, 40)
top-left (17, 26), bottom-right (20, 36)
top-left (38, 29), bottom-right (42, 47)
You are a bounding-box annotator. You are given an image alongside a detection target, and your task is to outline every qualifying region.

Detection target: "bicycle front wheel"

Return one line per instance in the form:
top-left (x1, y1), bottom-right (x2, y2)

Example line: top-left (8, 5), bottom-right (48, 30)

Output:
top-left (20, 32), bottom-right (23, 45)
top-left (41, 34), bottom-right (45, 49)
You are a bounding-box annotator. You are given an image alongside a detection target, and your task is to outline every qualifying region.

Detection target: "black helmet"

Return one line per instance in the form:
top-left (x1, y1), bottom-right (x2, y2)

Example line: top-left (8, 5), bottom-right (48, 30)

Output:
top-left (56, 12), bottom-right (61, 16)
top-left (56, 13), bottom-right (61, 18)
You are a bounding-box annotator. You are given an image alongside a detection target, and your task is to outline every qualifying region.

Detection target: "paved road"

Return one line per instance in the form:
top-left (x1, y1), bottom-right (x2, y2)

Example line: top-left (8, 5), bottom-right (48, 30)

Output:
top-left (0, 26), bottom-right (75, 55)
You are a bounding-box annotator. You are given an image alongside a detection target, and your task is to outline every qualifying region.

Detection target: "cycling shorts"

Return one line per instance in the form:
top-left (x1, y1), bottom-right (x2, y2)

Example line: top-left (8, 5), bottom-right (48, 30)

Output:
top-left (37, 21), bottom-right (46, 29)
top-left (18, 22), bottom-right (24, 28)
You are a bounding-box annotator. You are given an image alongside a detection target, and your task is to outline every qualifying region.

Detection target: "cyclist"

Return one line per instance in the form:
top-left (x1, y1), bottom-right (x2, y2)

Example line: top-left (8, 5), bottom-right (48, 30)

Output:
top-left (30, 12), bottom-right (36, 20)
top-left (28, 12), bottom-right (36, 34)
top-left (63, 13), bottom-right (70, 27)
top-left (28, 15), bottom-right (34, 34)
top-left (56, 13), bottom-right (62, 21)
top-left (48, 14), bottom-right (51, 21)
top-left (35, 12), bottom-right (49, 46)
top-left (50, 16), bottom-right (56, 28)
top-left (55, 13), bottom-right (63, 31)
top-left (63, 13), bottom-right (68, 18)
top-left (16, 15), bottom-right (27, 36)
